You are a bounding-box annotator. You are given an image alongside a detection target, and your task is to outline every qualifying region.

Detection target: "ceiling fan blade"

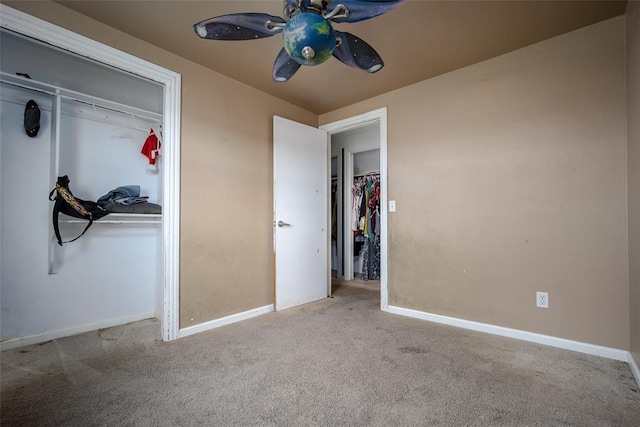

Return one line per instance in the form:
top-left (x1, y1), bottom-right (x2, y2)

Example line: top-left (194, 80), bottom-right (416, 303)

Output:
top-left (273, 48), bottom-right (302, 82)
top-left (327, 0), bottom-right (406, 23)
top-left (194, 13), bottom-right (285, 40)
top-left (332, 31), bottom-right (384, 73)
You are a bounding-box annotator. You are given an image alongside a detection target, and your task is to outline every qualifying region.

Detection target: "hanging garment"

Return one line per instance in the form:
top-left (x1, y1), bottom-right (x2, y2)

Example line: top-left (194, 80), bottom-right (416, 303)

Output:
top-left (360, 235), bottom-right (381, 281)
top-left (352, 177), bottom-right (365, 232)
top-left (361, 238), bottom-right (371, 280)
top-left (141, 128), bottom-right (161, 172)
top-left (352, 173), bottom-right (381, 281)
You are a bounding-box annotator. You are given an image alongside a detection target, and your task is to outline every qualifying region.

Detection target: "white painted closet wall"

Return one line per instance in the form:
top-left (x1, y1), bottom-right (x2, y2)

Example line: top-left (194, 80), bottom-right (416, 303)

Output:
top-left (331, 125), bottom-right (380, 159)
top-left (354, 150), bottom-right (381, 175)
top-left (0, 32), bottom-right (164, 342)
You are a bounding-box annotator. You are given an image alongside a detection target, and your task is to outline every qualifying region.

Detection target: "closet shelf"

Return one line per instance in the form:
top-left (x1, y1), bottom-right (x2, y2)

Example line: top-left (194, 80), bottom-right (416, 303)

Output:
top-left (0, 71), bottom-right (163, 122)
top-left (60, 213), bottom-right (162, 225)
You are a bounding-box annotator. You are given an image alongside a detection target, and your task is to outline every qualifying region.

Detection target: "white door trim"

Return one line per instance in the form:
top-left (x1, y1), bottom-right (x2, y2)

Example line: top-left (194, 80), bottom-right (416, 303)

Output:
top-left (0, 4), bottom-right (182, 340)
top-left (320, 108), bottom-right (389, 311)
top-left (343, 149), bottom-right (355, 281)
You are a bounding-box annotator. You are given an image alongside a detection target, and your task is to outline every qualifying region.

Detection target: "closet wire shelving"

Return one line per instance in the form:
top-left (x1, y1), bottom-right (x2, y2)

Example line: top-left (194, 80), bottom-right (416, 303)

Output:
top-left (59, 213), bottom-right (163, 225)
top-left (0, 71), bottom-right (162, 122)
top-left (1, 71), bottom-right (163, 226)
top-left (1, 72), bottom-right (164, 272)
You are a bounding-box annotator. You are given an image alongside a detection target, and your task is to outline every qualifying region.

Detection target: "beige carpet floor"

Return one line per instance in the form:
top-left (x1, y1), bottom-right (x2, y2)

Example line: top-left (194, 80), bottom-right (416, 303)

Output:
top-left (1, 284), bottom-right (639, 426)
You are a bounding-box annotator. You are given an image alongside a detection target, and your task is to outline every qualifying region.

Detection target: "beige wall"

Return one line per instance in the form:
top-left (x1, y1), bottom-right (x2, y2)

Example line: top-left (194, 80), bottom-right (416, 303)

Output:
top-left (628, 1), bottom-right (640, 367)
top-left (5, 2), bottom-right (633, 351)
top-left (321, 17), bottom-right (629, 349)
top-left (3, 1), bottom-right (317, 327)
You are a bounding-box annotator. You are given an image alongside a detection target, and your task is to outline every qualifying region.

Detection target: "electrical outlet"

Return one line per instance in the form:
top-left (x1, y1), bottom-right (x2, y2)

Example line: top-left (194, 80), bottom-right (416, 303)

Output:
top-left (536, 291), bottom-right (549, 309)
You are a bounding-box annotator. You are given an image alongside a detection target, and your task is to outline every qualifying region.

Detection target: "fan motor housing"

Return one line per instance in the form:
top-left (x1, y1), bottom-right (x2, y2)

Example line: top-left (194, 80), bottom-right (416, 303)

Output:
top-left (283, 12), bottom-right (336, 66)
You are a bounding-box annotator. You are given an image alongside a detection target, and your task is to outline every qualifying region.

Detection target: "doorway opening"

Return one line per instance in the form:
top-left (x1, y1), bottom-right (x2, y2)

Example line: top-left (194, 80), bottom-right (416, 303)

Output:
top-left (321, 108), bottom-right (388, 311)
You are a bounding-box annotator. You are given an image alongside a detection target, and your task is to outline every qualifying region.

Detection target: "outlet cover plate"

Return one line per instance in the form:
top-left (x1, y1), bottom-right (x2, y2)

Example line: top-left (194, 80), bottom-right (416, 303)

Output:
top-left (536, 291), bottom-right (549, 309)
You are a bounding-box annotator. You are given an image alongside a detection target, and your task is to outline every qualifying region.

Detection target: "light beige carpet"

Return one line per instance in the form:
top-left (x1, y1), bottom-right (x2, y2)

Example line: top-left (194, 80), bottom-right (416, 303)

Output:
top-left (2, 284), bottom-right (639, 426)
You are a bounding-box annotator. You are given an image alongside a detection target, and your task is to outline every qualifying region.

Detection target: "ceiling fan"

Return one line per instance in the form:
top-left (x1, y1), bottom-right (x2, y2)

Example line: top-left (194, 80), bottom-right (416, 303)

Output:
top-left (193, 0), bottom-right (406, 82)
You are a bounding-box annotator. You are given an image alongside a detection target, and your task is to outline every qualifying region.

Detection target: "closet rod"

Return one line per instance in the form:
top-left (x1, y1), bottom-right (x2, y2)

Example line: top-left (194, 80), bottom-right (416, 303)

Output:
top-left (67, 98), bottom-right (161, 127)
top-left (354, 170), bottom-right (380, 178)
top-left (0, 72), bottom-right (162, 122)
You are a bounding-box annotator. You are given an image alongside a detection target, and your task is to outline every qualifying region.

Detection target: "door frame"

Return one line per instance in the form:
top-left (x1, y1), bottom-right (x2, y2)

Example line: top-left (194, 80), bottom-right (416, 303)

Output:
top-left (320, 108), bottom-right (389, 311)
top-left (0, 5), bottom-right (182, 340)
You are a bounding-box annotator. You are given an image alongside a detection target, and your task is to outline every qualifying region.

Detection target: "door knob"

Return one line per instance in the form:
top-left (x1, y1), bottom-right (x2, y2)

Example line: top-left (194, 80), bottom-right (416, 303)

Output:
top-left (277, 220), bottom-right (291, 227)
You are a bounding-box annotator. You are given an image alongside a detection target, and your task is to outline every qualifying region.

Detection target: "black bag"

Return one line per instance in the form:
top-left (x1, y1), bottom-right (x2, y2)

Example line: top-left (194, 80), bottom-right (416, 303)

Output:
top-left (49, 175), bottom-right (109, 246)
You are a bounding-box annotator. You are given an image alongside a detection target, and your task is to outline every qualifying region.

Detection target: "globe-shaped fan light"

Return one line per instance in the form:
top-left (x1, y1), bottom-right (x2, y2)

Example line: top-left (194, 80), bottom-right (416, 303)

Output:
top-left (283, 12), bottom-right (336, 66)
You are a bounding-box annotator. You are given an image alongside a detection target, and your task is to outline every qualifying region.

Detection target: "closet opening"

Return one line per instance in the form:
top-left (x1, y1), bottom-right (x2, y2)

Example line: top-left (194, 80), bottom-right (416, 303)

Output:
top-left (329, 123), bottom-right (383, 298)
top-left (0, 8), bottom-right (181, 348)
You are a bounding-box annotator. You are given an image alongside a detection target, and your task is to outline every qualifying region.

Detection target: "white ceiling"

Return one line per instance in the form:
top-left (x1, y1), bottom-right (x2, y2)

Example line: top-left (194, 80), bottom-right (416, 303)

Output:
top-left (53, 0), bottom-right (628, 114)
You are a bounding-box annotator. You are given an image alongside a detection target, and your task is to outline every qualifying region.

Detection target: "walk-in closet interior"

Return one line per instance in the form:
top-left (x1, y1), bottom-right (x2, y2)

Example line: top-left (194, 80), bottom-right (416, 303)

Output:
top-left (0, 29), bottom-right (165, 344)
top-left (330, 124), bottom-right (381, 286)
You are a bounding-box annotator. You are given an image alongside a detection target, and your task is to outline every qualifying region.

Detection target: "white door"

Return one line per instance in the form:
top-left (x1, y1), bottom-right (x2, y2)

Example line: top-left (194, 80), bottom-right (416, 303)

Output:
top-left (274, 116), bottom-right (328, 311)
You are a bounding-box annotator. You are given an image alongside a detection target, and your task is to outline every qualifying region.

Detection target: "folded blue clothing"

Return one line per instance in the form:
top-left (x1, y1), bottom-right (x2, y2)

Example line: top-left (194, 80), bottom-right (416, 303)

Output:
top-left (98, 185), bottom-right (148, 207)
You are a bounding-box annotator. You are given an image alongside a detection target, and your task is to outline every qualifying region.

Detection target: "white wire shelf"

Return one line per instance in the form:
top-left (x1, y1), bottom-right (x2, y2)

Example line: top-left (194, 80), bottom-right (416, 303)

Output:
top-left (59, 213), bottom-right (162, 224)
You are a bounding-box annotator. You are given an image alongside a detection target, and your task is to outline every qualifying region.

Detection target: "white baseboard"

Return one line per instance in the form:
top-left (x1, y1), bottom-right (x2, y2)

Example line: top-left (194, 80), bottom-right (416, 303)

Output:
top-left (0, 312), bottom-right (157, 351)
top-left (629, 352), bottom-right (640, 388)
top-left (178, 304), bottom-right (274, 339)
top-left (387, 305), bottom-right (629, 362)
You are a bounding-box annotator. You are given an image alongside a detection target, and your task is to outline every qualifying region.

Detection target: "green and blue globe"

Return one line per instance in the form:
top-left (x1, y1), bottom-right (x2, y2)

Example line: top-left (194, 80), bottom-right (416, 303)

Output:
top-left (283, 12), bottom-right (336, 66)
